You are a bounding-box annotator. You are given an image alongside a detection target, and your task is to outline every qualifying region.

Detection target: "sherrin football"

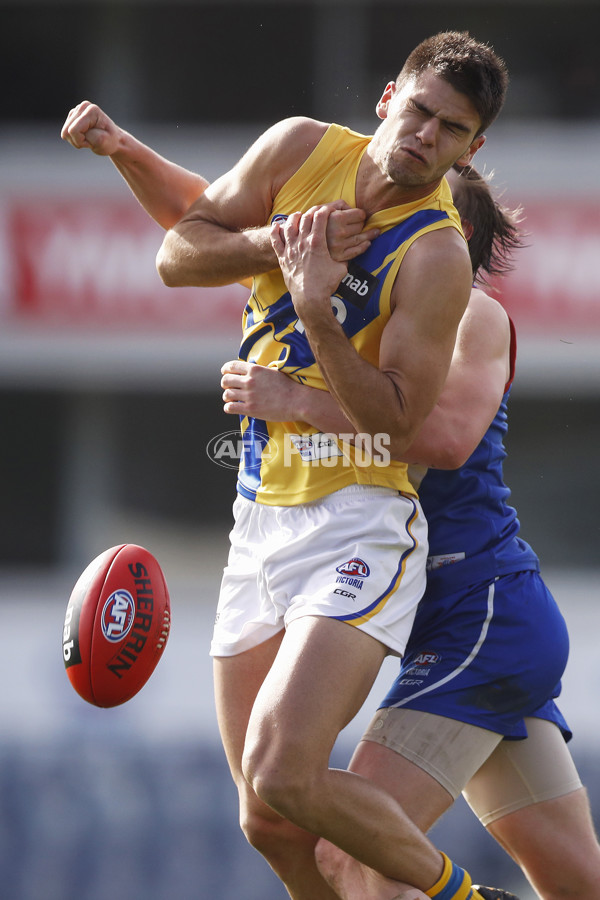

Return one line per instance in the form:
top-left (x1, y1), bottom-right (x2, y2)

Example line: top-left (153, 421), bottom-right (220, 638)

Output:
top-left (62, 544), bottom-right (171, 708)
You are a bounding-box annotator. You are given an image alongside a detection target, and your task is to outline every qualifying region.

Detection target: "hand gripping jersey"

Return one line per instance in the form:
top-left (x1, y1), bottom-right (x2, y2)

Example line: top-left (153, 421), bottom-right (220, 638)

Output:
top-left (412, 318), bottom-right (540, 595)
top-left (237, 124), bottom-right (463, 506)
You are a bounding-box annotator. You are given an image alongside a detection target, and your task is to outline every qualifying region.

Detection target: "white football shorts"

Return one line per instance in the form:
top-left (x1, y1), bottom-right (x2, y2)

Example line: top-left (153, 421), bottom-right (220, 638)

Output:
top-left (210, 484), bottom-right (428, 658)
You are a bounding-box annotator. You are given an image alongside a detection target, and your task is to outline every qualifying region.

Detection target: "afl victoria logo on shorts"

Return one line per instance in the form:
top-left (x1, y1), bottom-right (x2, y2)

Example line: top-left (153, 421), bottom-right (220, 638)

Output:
top-left (101, 590), bottom-right (136, 642)
top-left (336, 558), bottom-right (370, 578)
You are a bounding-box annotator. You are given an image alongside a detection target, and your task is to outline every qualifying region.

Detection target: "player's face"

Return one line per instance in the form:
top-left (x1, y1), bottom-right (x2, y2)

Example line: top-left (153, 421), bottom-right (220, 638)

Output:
top-left (372, 70), bottom-right (484, 189)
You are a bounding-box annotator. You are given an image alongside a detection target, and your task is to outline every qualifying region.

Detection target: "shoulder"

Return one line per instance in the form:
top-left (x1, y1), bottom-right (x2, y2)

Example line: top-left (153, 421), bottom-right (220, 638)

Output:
top-left (405, 223), bottom-right (471, 272)
top-left (240, 116), bottom-right (331, 197)
top-left (456, 289), bottom-right (511, 377)
top-left (462, 288), bottom-right (511, 335)
top-left (259, 116), bottom-right (330, 150)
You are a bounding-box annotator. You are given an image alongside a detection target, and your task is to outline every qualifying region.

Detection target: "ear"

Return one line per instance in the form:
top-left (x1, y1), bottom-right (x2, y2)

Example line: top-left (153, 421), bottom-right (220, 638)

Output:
top-left (456, 133), bottom-right (486, 167)
top-left (376, 81), bottom-right (397, 120)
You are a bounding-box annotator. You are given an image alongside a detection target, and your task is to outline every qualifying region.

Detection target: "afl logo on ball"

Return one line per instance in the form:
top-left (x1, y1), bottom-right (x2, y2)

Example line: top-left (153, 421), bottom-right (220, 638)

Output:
top-left (101, 590), bottom-right (136, 642)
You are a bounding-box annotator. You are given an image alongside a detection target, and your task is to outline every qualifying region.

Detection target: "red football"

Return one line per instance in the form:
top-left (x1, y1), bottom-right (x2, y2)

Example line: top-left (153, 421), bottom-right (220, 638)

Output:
top-left (62, 544), bottom-right (171, 707)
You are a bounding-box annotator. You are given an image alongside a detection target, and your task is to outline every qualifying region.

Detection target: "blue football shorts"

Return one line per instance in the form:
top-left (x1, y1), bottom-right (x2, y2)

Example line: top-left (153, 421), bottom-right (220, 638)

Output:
top-left (376, 569), bottom-right (570, 739)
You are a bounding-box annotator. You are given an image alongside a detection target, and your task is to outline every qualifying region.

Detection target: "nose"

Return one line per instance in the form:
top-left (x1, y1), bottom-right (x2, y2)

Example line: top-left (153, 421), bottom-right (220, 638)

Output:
top-left (416, 116), bottom-right (440, 145)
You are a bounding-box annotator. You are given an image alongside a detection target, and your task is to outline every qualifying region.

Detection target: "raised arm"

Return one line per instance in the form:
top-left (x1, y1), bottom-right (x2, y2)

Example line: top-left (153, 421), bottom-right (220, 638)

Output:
top-left (155, 117), bottom-right (329, 288)
top-left (61, 101), bottom-right (208, 229)
top-left (62, 106), bottom-right (380, 287)
top-left (221, 288), bottom-right (510, 469)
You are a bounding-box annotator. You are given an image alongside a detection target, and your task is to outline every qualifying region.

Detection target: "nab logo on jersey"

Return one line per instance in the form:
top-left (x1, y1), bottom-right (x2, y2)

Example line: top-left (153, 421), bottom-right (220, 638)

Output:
top-left (413, 651), bottom-right (441, 666)
top-left (101, 590), bottom-right (136, 643)
top-left (335, 262), bottom-right (378, 310)
top-left (336, 558), bottom-right (370, 578)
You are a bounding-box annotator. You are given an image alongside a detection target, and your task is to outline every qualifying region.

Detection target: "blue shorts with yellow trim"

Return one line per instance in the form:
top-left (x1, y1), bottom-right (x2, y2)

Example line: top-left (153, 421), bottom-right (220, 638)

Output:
top-left (378, 570), bottom-right (571, 739)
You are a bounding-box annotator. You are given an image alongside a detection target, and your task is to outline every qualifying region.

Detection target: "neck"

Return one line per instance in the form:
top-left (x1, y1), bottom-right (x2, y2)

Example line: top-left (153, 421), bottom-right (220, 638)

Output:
top-left (355, 150), bottom-right (442, 217)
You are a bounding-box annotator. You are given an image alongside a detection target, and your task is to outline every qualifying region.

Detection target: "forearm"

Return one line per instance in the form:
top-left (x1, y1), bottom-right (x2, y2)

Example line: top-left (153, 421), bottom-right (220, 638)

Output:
top-left (400, 406), bottom-right (474, 468)
top-left (285, 377), bottom-right (478, 468)
top-left (291, 382), bottom-right (354, 434)
top-left (157, 220), bottom-right (278, 287)
top-left (110, 131), bottom-right (208, 230)
top-left (303, 315), bottom-right (412, 455)
top-left (291, 378), bottom-right (462, 466)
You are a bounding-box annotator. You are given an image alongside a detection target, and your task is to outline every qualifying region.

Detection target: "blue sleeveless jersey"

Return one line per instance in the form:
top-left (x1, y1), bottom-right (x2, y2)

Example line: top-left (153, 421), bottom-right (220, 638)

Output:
top-left (377, 325), bottom-right (571, 739)
top-left (418, 340), bottom-right (539, 596)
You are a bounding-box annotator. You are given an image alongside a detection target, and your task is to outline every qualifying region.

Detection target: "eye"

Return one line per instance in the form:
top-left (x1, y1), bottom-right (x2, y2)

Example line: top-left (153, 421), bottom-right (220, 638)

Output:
top-left (407, 99), bottom-right (424, 115)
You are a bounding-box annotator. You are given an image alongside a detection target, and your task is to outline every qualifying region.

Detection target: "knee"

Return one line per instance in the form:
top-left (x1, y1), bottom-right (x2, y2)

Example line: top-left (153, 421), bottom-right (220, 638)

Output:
top-left (242, 737), bottom-right (317, 822)
top-left (241, 804), bottom-right (317, 883)
top-left (241, 804), bottom-right (284, 855)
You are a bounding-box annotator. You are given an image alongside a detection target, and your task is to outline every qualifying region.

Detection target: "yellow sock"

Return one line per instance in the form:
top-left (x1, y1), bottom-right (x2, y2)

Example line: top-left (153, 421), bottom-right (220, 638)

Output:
top-left (425, 852), bottom-right (483, 900)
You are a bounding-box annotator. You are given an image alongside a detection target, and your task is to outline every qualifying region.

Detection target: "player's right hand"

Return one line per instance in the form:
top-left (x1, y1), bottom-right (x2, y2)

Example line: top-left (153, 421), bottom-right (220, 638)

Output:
top-left (221, 359), bottom-right (300, 421)
top-left (60, 101), bottom-right (122, 156)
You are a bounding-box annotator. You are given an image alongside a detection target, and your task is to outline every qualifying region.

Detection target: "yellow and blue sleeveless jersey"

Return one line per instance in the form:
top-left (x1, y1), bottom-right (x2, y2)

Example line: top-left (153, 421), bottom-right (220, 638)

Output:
top-left (237, 123), bottom-right (463, 506)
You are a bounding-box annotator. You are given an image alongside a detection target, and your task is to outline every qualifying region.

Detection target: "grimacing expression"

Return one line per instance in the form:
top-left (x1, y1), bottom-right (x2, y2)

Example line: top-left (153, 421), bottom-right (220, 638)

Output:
top-left (373, 70), bottom-right (484, 189)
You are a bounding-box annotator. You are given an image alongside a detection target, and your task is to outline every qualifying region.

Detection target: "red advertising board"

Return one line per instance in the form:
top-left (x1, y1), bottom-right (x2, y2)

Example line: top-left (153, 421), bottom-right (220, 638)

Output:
top-left (495, 199), bottom-right (600, 336)
top-left (2, 196), bottom-right (599, 336)
top-left (4, 199), bottom-right (248, 332)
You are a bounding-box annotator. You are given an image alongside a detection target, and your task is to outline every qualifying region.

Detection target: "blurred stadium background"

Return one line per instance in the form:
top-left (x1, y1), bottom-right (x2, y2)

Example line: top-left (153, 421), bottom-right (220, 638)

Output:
top-left (1, 0), bottom-right (599, 897)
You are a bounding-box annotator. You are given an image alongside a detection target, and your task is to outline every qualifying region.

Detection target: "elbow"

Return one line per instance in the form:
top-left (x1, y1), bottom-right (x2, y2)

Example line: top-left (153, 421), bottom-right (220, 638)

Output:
top-left (429, 435), bottom-right (473, 470)
top-left (155, 237), bottom-right (181, 287)
top-left (394, 433), bottom-right (474, 470)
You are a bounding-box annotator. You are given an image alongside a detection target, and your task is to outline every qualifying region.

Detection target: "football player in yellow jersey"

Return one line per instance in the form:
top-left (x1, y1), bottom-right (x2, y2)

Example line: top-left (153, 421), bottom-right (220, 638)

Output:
top-left (223, 167), bottom-right (600, 900)
top-left (62, 98), bottom-right (600, 900)
top-left (62, 32), bottom-right (518, 900)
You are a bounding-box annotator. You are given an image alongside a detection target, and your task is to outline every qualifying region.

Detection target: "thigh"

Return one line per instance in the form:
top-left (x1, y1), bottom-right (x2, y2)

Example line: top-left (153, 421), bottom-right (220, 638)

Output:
top-left (348, 735), bottom-right (456, 834)
top-left (378, 572), bottom-right (570, 738)
top-left (276, 487), bottom-right (428, 659)
top-left (463, 716), bottom-right (582, 826)
top-left (486, 788), bottom-right (600, 899)
top-left (247, 615), bottom-right (387, 766)
top-left (361, 707), bottom-right (502, 806)
top-left (211, 496), bottom-right (285, 658)
top-left (213, 629), bottom-right (284, 783)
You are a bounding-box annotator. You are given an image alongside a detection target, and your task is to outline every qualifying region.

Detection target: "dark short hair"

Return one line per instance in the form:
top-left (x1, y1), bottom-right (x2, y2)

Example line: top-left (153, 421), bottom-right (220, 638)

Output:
top-left (451, 163), bottom-right (526, 284)
top-left (397, 31), bottom-right (509, 135)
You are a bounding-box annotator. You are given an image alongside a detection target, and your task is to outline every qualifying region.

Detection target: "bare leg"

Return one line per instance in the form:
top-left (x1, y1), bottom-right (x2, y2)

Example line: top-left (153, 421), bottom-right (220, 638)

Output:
top-left (243, 616), bottom-right (449, 891)
top-left (487, 789), bottom-right (600, 900)
top-left (316, 738), bottom-right (455, 900)
top-left (213, 631), bottom-right (339, 899)
top-left (464, 718), bottom-right (600, 899)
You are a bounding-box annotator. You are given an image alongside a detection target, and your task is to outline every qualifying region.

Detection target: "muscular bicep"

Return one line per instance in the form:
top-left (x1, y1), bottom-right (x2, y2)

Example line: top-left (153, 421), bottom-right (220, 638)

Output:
top-left (378, 228), bottom-right (473, 444)
top-left (157, 117), bottom-right (328, 285)
top-left (402, 290), bottom-right (511, 468)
